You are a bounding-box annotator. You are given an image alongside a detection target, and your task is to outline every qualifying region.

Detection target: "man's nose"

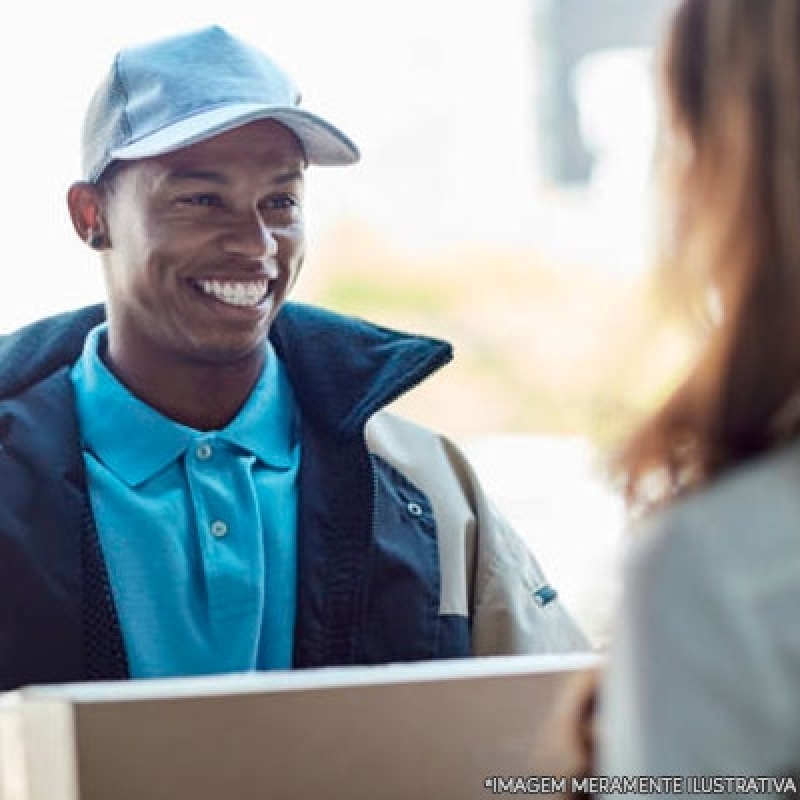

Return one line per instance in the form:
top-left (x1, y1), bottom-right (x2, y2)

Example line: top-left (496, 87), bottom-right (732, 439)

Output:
top-left (223, 212), bottom-right (278, 260)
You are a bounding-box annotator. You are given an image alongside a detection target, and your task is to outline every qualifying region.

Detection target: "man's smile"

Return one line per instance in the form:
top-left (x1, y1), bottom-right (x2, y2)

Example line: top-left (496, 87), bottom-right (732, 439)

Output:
top-left (190, 277), bottom-right (272, 308)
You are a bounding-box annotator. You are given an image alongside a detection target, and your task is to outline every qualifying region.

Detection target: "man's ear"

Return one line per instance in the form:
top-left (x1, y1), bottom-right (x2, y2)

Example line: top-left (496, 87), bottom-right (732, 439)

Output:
top-left (67, 182), bottom-right (110, 250)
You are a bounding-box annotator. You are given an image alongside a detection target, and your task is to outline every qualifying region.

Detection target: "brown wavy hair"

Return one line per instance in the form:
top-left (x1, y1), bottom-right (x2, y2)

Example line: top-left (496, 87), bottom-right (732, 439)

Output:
top-left (614, 0), bottom-right (800, 513)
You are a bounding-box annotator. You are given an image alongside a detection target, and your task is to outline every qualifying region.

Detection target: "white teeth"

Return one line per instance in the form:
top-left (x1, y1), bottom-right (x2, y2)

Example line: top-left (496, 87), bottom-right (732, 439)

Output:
top-left (197, 279), bottom-right (268, 307)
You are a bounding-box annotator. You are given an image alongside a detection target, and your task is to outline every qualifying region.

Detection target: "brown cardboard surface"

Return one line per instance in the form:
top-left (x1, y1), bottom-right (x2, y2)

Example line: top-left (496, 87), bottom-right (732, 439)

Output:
top-left (3, 653), bottom-right (599, 800)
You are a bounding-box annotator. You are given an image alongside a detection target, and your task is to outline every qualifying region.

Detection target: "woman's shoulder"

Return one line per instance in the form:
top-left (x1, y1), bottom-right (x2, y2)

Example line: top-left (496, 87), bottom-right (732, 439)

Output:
top-left (627, 438), bottom-right (800, 613)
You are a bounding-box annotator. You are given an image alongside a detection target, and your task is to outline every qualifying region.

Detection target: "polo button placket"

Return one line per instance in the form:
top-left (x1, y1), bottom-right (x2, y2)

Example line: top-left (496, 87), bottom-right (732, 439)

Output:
top-left (210, 520), bottom-right (228, 538)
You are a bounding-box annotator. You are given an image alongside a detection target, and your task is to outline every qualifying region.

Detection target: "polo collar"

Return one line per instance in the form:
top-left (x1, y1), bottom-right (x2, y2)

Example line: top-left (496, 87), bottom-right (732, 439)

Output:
top-left (71, 325), bottom-right (296, 487)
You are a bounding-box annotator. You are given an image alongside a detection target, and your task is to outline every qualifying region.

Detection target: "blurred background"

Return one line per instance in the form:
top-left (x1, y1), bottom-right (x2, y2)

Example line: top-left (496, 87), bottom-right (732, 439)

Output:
top-left (1, 0), bottom-right (685, 646)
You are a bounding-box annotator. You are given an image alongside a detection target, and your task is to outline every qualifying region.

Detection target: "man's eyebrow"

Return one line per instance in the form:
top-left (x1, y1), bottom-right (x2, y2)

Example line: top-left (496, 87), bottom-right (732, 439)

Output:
top-left (272, 169), bottom-right (305, 186)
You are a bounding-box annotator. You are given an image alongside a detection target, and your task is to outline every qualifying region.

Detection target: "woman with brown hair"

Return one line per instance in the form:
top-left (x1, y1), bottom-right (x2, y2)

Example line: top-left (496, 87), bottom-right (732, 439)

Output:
top-left (598, 0), bottom-right (800, 782)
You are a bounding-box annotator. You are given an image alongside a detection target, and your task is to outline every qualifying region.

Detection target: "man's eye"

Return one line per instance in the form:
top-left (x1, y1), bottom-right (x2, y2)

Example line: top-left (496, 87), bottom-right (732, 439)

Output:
top-left (263, 195), bottom-right (298, 211)
top-left (179, 194), bottom-right (222, 208)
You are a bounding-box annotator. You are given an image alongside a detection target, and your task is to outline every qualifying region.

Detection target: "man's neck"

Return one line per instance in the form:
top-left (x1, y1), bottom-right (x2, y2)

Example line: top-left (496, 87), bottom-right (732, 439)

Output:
top-left (102, 344), bottom-right (266, 432)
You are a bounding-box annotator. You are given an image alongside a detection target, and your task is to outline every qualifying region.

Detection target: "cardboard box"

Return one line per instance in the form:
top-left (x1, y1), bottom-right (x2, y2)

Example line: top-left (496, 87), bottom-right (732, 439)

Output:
top-left (0, 653), bottom-right (599, 800)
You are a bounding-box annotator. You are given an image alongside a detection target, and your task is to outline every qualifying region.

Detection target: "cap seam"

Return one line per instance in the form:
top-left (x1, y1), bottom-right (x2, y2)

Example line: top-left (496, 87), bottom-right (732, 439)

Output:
top-left (112, 54), bottom-right (133, 145)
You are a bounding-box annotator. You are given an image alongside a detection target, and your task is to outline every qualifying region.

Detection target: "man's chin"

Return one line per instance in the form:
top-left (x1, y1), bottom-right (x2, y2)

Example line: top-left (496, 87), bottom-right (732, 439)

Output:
top-left (182, 333), bottom-right (272, 369)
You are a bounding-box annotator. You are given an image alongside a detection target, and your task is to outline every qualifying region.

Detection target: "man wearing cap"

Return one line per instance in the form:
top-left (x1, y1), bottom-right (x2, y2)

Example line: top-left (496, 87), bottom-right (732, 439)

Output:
top-left (0, 26), bottom-right (587, 691)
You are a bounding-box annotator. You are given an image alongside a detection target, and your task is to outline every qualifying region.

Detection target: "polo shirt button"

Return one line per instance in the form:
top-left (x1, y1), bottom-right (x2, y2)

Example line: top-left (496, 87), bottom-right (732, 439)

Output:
top-left (196, 443), bottom-right (213, 460)
top-left (407, 502), bottom-right (423, 517)
top-left (210, 520), bottom-right (228, 538)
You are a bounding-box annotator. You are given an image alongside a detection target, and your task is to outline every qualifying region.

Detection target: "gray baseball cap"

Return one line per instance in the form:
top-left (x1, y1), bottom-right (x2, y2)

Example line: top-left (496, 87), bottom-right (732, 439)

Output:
top-left (81, 25), bottom-right (360, 182)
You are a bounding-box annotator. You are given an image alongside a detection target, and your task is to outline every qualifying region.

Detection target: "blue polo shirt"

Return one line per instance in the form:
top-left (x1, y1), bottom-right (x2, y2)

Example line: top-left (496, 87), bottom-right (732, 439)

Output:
top-left (70, 325), bottom-right (300, 678)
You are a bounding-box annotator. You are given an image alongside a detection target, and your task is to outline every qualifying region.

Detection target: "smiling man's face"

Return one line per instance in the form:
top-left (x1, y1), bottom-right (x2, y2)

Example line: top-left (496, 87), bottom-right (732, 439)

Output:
top-left (96, 119), bottom-right (306, 377)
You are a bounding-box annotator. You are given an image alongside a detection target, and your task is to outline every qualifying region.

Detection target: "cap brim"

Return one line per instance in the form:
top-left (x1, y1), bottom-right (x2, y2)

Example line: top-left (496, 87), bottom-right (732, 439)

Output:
top-left (109, 103), bottom-right (360, 167)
